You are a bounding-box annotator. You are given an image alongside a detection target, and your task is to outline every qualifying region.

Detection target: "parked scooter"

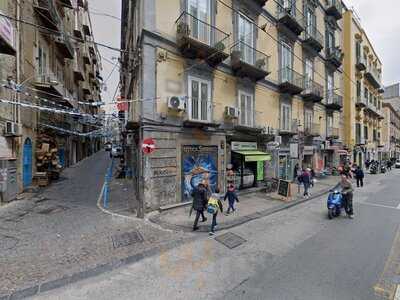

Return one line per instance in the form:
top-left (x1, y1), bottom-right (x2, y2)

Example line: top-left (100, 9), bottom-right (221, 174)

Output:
top-left (370, 163), bottom-right (378, 174)
top-left (327, 190), bottom-right (344, 219)
top-left (380, 164), bottom-right (387, 173)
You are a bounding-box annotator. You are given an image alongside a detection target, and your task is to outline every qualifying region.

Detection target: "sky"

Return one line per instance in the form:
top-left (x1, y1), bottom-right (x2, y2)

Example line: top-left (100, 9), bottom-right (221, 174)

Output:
top-left (89, 1), bottom-right (122, 114)
top-left (344, 0), bottom-right (400, 86)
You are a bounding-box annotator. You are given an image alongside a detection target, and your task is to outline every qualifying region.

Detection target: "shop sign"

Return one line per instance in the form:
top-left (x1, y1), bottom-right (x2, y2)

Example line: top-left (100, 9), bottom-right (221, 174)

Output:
top-left (290, 143), bottom-right (298, 159)
top-left (231, 142), bottom-right (257, 151)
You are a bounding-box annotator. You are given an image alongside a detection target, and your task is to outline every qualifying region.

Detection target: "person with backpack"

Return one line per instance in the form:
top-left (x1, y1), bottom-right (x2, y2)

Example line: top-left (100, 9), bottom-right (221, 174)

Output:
top-left (191, 182), bottom-right (208, 231)
top-left (207, 187), bottom-right (223, 235)
top-left (224, 184), bottom-right (239, 215)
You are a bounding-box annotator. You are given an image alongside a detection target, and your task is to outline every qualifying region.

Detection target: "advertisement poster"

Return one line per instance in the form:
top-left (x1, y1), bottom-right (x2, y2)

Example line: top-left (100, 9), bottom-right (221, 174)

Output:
top-left (182, 145), bottom-right (218, 202)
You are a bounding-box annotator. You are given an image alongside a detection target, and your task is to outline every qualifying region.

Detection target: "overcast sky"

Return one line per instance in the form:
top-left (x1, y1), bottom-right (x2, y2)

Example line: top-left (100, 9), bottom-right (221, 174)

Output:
top-left (344, 0), bottom-right (399, 86)
top-left (89, 1), bottom-right (121, 114)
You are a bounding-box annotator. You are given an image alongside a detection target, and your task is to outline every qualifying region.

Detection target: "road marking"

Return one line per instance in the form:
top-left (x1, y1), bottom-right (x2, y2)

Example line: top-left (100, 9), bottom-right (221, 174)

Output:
top-left (359, 202), bottom-right (400, 210)
top-left (374, 225), bottom-right (400, 299)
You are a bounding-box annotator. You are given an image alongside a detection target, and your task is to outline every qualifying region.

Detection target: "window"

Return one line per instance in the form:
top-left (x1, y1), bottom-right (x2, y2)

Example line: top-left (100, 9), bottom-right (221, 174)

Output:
top-left (356, 123), bottom-right (361, 143)
top-left (327, 73), bottom-right (334, 103)
top-left (326, 29), bottom-right (335, 50)
top-left (304, 58), bottom-right (313, 88)
top-left (188, 0), bottom-right (211, 44)
top-left (38, 44), bottom-right (48, 77)
top-left (364, 126), bottom-right (368, 141)
top-left (304, 110), bottom-right (313, 131)
top-left (238, 91), bottom-right (253, 127)
top-left (305, 6), bottom-right (316, 36)
top-left (188, 76), bottom-right (211, 122)
top-left (364, 88), bottom-right (369, 103)
top-left (280, 41), bottom-right (292, 81)
top-left (356, 81), bottom-right (361, 98)
top-left (0, 0), bottom-right (7, 11)
top-left (281, 103), bottom-right (291, 131)
top-left (355, 41), bottom-right (361, 60)
top-left (238, 13), bottom-right (254, 64)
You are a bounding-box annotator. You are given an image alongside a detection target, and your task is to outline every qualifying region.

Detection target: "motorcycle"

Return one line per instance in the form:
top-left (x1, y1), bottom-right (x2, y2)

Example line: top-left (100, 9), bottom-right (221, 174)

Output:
top-left (370, 164), bottom-right (378, 174)
top-left (327, 190), bottom-right (344, 219)
top-left (380, 165), bottom-right (387, 173)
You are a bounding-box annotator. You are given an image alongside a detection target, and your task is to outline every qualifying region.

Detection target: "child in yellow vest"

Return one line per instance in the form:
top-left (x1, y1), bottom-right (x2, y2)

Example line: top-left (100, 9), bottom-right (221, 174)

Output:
top-left (207, 188), bottom-right (223, 235)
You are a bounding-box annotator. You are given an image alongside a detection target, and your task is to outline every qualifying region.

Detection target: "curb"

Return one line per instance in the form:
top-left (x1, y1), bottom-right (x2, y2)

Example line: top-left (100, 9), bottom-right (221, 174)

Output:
top-left (150, 186), bottom-right (334, 233)
top-left (0, 236), bottom-right (197, 300)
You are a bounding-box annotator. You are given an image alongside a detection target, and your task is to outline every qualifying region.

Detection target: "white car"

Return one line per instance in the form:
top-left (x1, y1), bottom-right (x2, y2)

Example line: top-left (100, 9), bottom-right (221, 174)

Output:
top-left (395, 160), bottom-right (400, 169)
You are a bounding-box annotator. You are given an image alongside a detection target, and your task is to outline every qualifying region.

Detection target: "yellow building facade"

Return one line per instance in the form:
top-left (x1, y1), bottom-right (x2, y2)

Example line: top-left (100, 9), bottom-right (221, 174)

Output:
top-left (342, 10), bottom-right (385, 167)
top-left (121, 0), bottom-right (346, 211)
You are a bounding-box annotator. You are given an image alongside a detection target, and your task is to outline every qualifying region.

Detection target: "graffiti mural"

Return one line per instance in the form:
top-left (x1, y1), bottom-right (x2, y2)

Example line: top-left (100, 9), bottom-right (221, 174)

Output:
top-left (182, 145), bottom-right (218, 203)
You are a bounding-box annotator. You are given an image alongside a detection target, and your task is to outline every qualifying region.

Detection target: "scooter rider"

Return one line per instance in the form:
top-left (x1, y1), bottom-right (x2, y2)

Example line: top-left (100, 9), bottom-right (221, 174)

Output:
top-left (334, 173), bottom-right (354, 219)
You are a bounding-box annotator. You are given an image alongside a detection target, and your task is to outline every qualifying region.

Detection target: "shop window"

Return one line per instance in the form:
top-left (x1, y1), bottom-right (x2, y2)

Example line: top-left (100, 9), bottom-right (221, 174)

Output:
top-left (281, 103), bottom-right (291, 131)
top-left (238, 91), bottom-right (253, 127)
top-left (188, 76), bottom-right (211, 122)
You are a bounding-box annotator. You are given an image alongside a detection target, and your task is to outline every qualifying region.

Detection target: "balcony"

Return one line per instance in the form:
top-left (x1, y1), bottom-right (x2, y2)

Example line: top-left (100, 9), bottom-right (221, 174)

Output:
top-left (326, 0), bottom-right (343, 20)
top-left (73, 56), bottom-right (84, 82)
top-left (325, 92), bottom-right (343, 111)
top-left (304, 123), bottom-right (320, 137)
top-left (33, 0), bottom-right (61, 31)
top-left (355, 95), bottom-right (367, 108)
top-left (327, 127), bottom-right (340, 139)
top-left (83, 45), bottom-right (91, 65)
top-left (278, 67), bottom-right (304, 95)
top-left (82, 81), bottom-right (91, 95)
top-left (32, 71), bottom-right (64, 97)
top-left (0, 11), bottom-right (16, 55)
top-left (301, 79), bottom-right (323, 102)
top-left (365, 65), bottom-right (382, 89)
top-left (302, 25), bottom-right (324, 52)
top-left (176, 12), bottom-right (230, 67)
top-left (280, 119), bottom-right (298, 136)
top-left (230, 42), bottom-right (270, 81)
top-left (277, 2), bottom-right (305, 36)
top-left (355, 55), bottom-right (367, 71)
top-left (326, 47), bottom-right (343, 68)
top-left (55, 33), bottom-right (74, 59)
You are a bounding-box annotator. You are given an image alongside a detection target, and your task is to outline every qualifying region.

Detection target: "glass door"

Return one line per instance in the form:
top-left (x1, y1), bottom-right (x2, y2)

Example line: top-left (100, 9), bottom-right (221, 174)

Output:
top-left (327, 73), bottom-right (334, 103)
top-left (281, 42), bottom-right (292, 82)
top-left (238, 14), bottom-right (253, 65)
top-left (188, 0), bottom-right (210, 45)
top-left (305, 58), bottom-right (313, 89)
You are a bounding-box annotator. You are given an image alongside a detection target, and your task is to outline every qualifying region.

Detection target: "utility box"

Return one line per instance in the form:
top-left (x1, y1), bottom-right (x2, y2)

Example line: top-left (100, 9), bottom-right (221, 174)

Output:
top-left (0, 159), bottom-right (18, 203)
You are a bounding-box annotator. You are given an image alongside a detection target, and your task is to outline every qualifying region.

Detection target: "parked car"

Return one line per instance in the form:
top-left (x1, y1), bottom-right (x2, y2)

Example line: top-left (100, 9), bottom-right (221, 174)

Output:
top-left (395, 160), bottom-right (400, 169)
top-left (111, 146), bottom-right (123, 158)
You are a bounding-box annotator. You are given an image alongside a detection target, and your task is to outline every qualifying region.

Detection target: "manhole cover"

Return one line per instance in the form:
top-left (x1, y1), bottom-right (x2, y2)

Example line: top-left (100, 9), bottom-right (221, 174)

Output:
top-left (215, 232), bottom-right (246, 249)
top-left (112, 231), bottom-right (143, 249)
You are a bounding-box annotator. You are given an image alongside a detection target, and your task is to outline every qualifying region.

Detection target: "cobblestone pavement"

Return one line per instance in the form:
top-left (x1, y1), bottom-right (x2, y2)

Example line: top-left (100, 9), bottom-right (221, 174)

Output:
top-left (0, 151), bottom-right (184, 298)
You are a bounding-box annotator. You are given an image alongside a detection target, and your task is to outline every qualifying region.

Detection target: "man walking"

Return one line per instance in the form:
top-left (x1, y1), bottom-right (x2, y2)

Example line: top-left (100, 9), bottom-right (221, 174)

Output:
top-left (302, 168), bottom-right (311, 197)
top-left (192, 182), bottom-right (207, 231)
top-left (355, 165), bottom-right (364, 187)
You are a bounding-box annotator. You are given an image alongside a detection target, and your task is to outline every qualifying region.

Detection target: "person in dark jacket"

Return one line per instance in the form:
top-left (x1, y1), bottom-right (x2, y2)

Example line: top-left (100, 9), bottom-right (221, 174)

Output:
top-left (355, 165), bottom-right (364, 187)
top-left (302, 168), bottom-right (311, 197)
top-left (224, 184), bottom-right (239, 215)
top-left (191, 183), bottom-right (207, 231)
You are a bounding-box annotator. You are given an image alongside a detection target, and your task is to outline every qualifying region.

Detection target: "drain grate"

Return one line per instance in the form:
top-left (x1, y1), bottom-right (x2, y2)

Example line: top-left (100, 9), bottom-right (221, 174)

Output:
top-left (112, 231), bottom-right (144, 249)
top-left (215, 232), bottom-right (247, 249)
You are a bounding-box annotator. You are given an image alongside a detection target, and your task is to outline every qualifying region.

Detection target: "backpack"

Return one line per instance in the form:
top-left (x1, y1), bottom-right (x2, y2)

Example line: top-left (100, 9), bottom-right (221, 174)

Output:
top-left (207, 197), bottom-right (219, 215)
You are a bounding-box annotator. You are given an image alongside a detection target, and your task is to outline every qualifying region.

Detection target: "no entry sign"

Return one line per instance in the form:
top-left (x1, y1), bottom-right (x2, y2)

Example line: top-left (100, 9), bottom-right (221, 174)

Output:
top-left (142, 138), bottom-right (156, 154)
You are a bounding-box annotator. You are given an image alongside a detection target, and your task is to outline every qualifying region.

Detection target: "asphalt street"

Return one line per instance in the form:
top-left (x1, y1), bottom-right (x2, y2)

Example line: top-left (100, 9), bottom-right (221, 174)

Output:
top-left (29, 170), bottom-right (400, 300)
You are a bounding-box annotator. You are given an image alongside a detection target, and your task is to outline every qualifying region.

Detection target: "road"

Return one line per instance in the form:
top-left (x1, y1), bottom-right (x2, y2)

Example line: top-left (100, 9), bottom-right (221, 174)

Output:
top-left (29, 170), bottom-right (400, 300)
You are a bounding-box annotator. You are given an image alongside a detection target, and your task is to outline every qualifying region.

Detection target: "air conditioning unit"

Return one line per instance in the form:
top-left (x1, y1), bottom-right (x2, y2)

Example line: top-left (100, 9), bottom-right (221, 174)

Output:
top-left (275, 136), bottom-right (282, 145)
top-left (167, 96), bottom-right (186, 111)
top-left (224, 106), bottom-right (240, 119)
top-left (4, 121), bottom-right (20, 137)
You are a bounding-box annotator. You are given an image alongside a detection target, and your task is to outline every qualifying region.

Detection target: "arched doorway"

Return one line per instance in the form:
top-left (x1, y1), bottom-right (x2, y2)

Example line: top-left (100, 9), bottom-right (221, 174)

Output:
top-left (23, 138), bottom-right (33, 188)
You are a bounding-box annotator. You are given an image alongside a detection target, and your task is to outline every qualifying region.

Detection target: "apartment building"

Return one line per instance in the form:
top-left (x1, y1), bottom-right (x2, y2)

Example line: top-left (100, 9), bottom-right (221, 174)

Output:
top-left (120, 0), bottom-right (345, 213)
top-left (0, 0), bottom-right (102, 197)
top-left (382, 100), bottom-right (400, 160)
top-left (342, 9), bottom-right (385, 167)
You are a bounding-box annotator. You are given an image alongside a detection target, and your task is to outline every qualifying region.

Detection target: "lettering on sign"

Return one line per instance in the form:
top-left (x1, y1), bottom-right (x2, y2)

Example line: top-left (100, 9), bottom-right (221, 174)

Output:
top-left (152, 167), bottom-right (177, 178)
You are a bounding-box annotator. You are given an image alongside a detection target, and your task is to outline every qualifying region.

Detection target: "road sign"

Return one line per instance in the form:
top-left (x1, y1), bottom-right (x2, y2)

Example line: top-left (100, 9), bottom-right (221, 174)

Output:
top-left (142, 138), bottom-right (155, 154)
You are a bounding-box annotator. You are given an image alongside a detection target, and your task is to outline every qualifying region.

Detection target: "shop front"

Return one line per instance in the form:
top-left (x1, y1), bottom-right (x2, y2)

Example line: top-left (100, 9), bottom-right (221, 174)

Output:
top-left (229, 142), bottom-right (271, 190)
top-left (302, 145), bottom-right (314, 169)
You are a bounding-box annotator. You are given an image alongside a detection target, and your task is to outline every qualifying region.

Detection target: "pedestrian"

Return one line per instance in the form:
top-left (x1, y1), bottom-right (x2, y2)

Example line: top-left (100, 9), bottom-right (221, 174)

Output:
top-left (301, 168), bottom-right (311, 197)
top-left (338, 173), bottom-right (354, 218)
top-left (191, 182), bottom-right (208, 231)
top-left (387, 160), bottom-right (392, 171)
top-left (310, 167), bottom-right (316, 187)
top-left (224, 184), bottom-right (239, 215)
top-left (355, 165), bottom-right (364, 187)
top-left (207, 188), bottom-right (223, 235)
top-left (293, 163), bottom-right (299, 183)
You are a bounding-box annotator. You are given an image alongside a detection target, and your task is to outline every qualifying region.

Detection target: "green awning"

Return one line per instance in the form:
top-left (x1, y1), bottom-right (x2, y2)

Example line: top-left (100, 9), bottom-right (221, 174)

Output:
top-left (233, 150), bottom-right (272, 162)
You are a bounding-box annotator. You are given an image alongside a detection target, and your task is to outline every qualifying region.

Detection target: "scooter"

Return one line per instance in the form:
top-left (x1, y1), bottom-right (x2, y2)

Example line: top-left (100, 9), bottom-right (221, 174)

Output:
top-left (380, 165), bottom-right (387, 173)
top-left (370, 164), bottom-right (378, 174)
top-left (327, 190), bottom-right (344, 219)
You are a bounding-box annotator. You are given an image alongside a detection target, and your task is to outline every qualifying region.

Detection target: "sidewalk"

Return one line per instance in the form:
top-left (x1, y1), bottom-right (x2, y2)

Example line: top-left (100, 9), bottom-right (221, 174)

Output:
top-left (150, 176), bottom-right (339, 232)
